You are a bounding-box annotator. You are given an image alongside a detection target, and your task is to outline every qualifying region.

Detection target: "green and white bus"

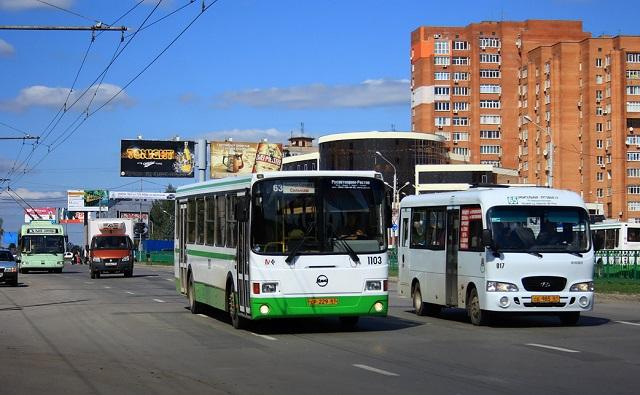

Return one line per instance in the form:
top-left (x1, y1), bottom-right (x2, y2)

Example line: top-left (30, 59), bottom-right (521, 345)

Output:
top-left (174, 171), bottom-right (390, 329)
top-left (18, 220), bottom-right (67, 273)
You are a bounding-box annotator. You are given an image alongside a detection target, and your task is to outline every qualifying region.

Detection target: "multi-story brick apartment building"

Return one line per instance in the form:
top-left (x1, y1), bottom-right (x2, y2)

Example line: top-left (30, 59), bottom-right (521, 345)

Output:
top-left (411, 20), bottom-right (640, 221)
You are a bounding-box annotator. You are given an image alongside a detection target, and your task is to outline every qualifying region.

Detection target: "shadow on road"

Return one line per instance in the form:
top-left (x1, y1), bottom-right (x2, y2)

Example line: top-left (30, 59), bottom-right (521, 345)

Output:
top-left (403, 307), bottom-right (610, 328)
top-left (91, 274), bottom-right (159, 280)
top-left (0, 283), bottom-right (28, 288)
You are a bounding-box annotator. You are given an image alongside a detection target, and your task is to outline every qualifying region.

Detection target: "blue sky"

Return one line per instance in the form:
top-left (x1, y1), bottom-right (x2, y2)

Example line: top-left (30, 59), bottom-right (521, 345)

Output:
top-left (0, 0), bottom-right (638, 241)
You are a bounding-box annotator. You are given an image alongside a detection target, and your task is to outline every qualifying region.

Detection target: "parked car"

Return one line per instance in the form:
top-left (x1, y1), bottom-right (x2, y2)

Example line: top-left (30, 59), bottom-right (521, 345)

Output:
top-left (64, 251), bottom-right (73, 261)
top-left (0, 249), bottom-right (18, 286)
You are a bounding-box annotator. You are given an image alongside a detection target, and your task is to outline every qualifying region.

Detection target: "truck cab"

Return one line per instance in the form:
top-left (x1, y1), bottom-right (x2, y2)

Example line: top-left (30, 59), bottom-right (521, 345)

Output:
top-left (89, 220), bottom-right (135, 279)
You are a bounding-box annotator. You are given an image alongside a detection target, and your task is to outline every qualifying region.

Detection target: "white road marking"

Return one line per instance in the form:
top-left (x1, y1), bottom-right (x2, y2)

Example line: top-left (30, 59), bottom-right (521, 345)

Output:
top-left (153, 299), bottom-right (166, 303)
top-left (103, 286), bottom-right (111, 289)
top-left (250, 332), bottom-right (277, 341)
top-left (197, 314), bottom-right (208, 318)
top-left (166, 278), bottom-right (174, 282)
top-left (525, 343), bottom-right (580, 353)
top-left (126, 291), bottom-right (135, 295)
top-left (615, 320), bottom-right (640, 327)
top-left (84, 282), bottom-right (93, 284)
top-left (353, 364), bottom-right (399, 376)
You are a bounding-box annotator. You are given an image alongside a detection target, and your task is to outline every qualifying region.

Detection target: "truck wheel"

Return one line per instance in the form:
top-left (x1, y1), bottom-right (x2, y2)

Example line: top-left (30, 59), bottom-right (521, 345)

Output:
top-left (90, 271), bottom-right (96, 279)
top-left (124, 269), bottom-right (133, 278)
top-left (95, 271), bottom-right (101, 279)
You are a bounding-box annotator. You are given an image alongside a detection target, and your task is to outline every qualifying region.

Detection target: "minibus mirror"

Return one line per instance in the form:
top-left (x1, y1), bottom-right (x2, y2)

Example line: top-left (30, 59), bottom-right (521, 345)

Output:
top-left (481, 229), bottom-right (493, 248)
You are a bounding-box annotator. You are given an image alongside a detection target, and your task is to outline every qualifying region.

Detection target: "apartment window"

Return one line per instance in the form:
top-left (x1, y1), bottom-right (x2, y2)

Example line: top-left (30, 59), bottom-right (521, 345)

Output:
top-left (596, 90), bottom-right (603, 100)
top-left (628, 185), bottom-right (640, 194)
top-left (479, 37), bottom-right (501, 48)
top-left (627, 86), bottom-right (640, 95)
top-left (452, 132), bottom-right (469, 141)
top-left (607, 154), bottom-right (612, 164)
top-left (435, 117), bottom-right (451, 127)
top-left (480, 115), bottom-right (501, 125)
top-left (596, 123), bottom-right (603, 132)
top-left (453, 72), bottom-right (469, 80)
top-left (452, 57), bottom-right (470, 65)
top-left (435, 131), bottom-right (450, 141)
top-left (480, 145), bottom-right (501, 154)
top-left (434, 101), bottom-right (450, 111)
top-left (480, 84), bottom-right (501, 94)
top-left (596, 156), bottom-right (604, 165)
top-left (607, 120), bottom-right (612, 130)
top-left (596, 172), bottom-right (604, 181)
top-left (627, 136), bottom-right (640, 145)
top-left (605, 55), bottom-right (611, 66)
top-left (453, 102), bottom-right (469, 111)
top-left (595, 58), bottom-right (603, 68)
top-left (434, 41), bottom-right (450, 55)
top-left (521, 67), bottom-right (528, 78)
top-left (627, 102), bottom-right (640, 112)
top-left (452, 117), bottom-right (469, 126)
top-left (434, 86), bottom-right (450, 96)
top-left (480, 69), bottom-right (501, 78)
top-left (606, 86), bottom-right (611, 98)
top-left (452, 147), bottom-right (470, 156)
top-left (596, 139), bottom-right (603, 149)
top-left (479, 100), bottom-right (501, 109)
top-left (480, 53), bottom-right (501, 63)
top-left (596, 188), bottom-right (604, 198)
top-left (627, 53), bottom-right (640, 63)
top-left (453, 41), bottom-right (469, 50)
top-left (596, 106), bottom-right (603, 115)
top-left (628, 168), bottom-right (640, 177)
top-left (629, 152), bottom-right (640, 161)
top-left (434, 72), bottom-right (450, 80)
top-left (627, 70), bottom-right (640, 79)
top-left (480, 130), bottom-right (501, 139)
top-left (629, 202), bottom-right (640, 211)
top-left (453, 86), bottom-right (469, 96)
top-left (596, 75), bottom-right (603, 84)
top-left (434, 56), bottom-right (450, 66)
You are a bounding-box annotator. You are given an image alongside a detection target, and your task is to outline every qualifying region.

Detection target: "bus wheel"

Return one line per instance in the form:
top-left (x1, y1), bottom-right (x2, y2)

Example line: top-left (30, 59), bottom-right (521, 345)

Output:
top-left (188, 272), bottom-right (203, 315)
top-left (339, 316), bottom-right (359, 329)
top-left (228, 287), bottom-right (244, 329)
top-left (413, 284), bottom-right (426, 316)
top-left (467, 287), bottom-right (490, 326)
top-left (558, 312), bottom-right (580, 326)
top-left (55, 268), bottom-right (62, 274)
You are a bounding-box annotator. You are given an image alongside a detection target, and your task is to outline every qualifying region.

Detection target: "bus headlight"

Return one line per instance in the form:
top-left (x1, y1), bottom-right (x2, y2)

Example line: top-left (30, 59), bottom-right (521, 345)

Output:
top-left (374, 302), bottom-right (384, 312)
top-left (366, 280), bottom-right (382, 291)
top-left (261, 283), bottom-right (277, 293)
top-left (259, 305), bottom-right (270, 315)
top-left (92, 257), bottom-right (101, 263)
top-left (570, 281), bottom-right (594, 292)
top-left (487, 281), bottom-right (519, 292)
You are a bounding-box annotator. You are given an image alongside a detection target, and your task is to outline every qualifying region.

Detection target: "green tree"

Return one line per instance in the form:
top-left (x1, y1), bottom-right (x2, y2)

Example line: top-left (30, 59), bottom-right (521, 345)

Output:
top-left (149, 185), bottom-right (176, 240)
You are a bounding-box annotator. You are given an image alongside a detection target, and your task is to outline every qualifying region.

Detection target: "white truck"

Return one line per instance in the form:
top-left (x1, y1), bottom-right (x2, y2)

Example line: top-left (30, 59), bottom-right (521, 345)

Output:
top-left (88, 218), bottom-right (135, 279)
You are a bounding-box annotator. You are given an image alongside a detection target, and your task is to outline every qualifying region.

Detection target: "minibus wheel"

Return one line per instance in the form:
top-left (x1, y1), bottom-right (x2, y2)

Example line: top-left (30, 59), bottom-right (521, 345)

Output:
top-left (467, 287), bottom-right (490, 326)
top-left (413, 283), bottom-right (426, 316)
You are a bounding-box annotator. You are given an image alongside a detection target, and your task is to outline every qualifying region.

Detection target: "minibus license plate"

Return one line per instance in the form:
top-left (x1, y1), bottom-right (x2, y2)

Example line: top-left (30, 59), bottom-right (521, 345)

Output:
top-left (105, 262), bottom-right (117, 266)
top-left (532, 295), bottom-right (560, 303)
top-left (307, 298), bottom-right (338, 306)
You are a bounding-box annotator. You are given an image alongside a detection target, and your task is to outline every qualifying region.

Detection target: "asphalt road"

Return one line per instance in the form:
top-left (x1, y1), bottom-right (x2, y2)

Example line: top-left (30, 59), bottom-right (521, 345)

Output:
top-left (1, 263), bottom-right (640, 394)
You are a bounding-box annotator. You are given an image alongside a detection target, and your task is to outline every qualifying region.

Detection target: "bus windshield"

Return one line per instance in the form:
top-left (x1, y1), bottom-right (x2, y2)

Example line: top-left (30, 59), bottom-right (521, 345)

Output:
top-left (251, 177), bottom-right (387, 255)
top-left (21, 235), bottom-right (65, 254)
top-left (487, 206), bottom-right (590, 253)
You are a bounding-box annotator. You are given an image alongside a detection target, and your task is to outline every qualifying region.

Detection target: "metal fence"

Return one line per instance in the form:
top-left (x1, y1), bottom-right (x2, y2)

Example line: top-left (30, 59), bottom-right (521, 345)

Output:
top-left (595, 250), bottom-right (640, 279)
top-left (134, 250), bottom-right (174, 265)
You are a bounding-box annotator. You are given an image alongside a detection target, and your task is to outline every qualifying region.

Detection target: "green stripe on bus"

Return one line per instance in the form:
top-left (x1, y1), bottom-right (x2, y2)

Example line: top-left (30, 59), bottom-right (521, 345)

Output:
top-left (250, 295), bottom-right (388, 320)
top-left (177, 177), bottom-right (251, 194)
top-left (194, 281), bottom-right (226, 310)
top-left (186, 249), bottom-right (235, 260)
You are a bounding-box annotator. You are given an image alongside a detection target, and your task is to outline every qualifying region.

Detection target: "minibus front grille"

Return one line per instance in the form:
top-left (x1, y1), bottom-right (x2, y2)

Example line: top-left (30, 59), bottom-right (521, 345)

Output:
top-left (521, 276), bottom-right (567, 292)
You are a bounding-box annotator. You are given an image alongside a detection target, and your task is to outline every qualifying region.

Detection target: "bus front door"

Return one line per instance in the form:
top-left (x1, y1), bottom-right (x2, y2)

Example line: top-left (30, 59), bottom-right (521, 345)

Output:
top-left (236, 206), bottom-right (251, 317)
top-left (178, 202), bottom-right (188, 294)
top-left (446, 207), bottom-right (460, 306)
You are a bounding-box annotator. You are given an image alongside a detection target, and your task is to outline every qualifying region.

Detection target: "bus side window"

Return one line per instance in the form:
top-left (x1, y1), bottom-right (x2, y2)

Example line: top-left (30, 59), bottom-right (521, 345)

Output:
top-left (410, 209), bottom-right (427, 248)
top-left (401, 217), bottom-right (409, 247)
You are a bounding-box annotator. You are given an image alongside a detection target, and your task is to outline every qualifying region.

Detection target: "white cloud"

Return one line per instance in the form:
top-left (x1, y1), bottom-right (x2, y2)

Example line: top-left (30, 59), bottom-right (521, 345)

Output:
top-left (0, 0), bottom-right (73, 10)
top-left (218, 79), bottom-right (410, 109)
top-left (1, 83), bottom-right (133, 111)
top-left (0, 39), bottom-right (15, 57)
top-left (200, 128), bottom-right (289, 144)
top-left (0, 188), bottom-right (64, 200)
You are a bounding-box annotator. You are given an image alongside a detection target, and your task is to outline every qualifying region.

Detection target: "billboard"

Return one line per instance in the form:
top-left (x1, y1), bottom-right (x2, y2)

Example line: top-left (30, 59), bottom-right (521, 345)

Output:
top-left (120, 139), bottom-right (195, 178)
top-left (109, 191), bottom-right (175, 200)
top-left (210, 141), bottom-right (283, 179)
top-left (24, 207), bottom-right (57, 223)
top-left (59, 209), bottom-right (85, 224)
top-left (120, 212), bottom-right (149, 224)
top-left (68, 190), bottom-right (109, 212)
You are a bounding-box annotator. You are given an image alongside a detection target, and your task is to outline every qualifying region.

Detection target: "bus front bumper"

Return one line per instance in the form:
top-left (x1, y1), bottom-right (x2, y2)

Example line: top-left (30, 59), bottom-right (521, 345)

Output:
top-left (249, 294), bottom-right (388, 320)
top-left (484, 292), bottom-right (594, 312)
top-left (19, 260), bottom-right (64, 269)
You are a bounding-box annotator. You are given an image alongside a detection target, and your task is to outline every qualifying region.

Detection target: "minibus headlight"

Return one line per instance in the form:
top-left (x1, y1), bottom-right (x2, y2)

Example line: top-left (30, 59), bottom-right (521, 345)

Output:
top-left (261, 282), bottom-right (277, 293)
top-left (121, 255), bottom-right (130, 262)
top-left (570, 281), bottom-right (594, 292)
top-left (366, 280), bottom-right (382, 291)
top-left (487, 281), bottom-right (519, 292)
top-left (92, 257), bottom-right (101, 263)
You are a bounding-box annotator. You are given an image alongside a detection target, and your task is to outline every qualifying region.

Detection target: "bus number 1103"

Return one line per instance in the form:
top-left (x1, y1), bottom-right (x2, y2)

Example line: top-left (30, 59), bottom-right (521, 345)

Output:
top-left (368, 256), bottom-right (382, 265)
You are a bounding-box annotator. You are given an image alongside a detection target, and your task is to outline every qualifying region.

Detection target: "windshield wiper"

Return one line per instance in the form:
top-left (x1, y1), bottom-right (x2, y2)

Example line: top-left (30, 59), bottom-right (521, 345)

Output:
top-left (526, 251), bottom-right (543, 258)
top-left (285, 222), bottom-right (315, 264)
top-left (336, 236), bottom-right (360, 264)
top-left (567, 251), bottom-right (583, 257)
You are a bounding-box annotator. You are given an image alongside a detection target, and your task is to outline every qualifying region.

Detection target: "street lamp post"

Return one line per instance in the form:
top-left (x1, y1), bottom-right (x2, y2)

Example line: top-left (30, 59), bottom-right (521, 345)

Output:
top-left (523, 115), bottom-right (553, 188)
top-left (375, 151), bottom-right (397, 208)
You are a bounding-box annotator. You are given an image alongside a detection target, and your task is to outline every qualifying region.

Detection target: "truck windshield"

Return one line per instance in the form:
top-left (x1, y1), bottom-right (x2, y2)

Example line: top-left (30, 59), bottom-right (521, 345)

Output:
top-left (488, 206), bottom-right (591, 253)
top-left (251, 177), bottom-right (387, 255)
top-left (92, 236), bottom-right (132, 250)
top-left (21, 235), bottom-right (65, 254)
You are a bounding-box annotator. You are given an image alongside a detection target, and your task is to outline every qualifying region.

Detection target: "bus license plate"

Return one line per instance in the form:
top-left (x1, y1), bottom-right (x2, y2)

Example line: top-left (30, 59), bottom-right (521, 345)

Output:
top-left (307, 298), bottom-right (338, 306)
top-left (532, 295), bottom-right (560, 303)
